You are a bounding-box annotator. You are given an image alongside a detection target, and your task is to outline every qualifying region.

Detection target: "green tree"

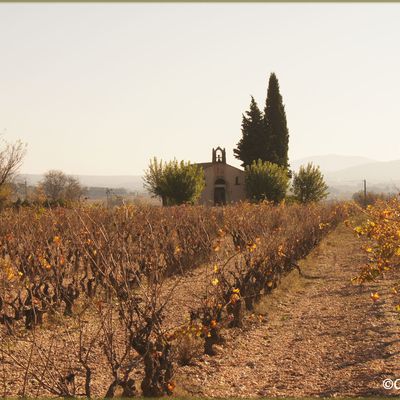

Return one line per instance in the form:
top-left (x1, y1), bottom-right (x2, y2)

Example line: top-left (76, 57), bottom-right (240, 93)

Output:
top-left (234, 97), bottom-right (266, 168)
top-left (264, 73), bottom-right (289, 169)
top-left (292, 163), bottom-right (329, 203)
top-left (143, 158), bottom-right (205, 206)
top-left (245, 159), bottom-right (289, 203)
top-left (143, 157), bottom-right (166, 204)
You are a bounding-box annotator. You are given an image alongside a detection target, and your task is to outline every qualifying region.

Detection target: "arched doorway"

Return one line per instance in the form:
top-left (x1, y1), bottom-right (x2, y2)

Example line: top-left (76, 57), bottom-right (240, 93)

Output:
top-left (214, 178), bottom-right (226, 206)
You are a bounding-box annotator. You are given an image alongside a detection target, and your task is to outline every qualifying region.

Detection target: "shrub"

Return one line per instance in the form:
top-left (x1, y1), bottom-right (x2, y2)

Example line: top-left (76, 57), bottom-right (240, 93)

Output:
top-left (292, 163), bottom-right (329, 203)
top-left (144, 158), bottom-right (205, 206)
top-left (352, 190), bottom-right (391, 207)
top-left (0, 184), bottom-right (13, 209)
top-left (245, 159), bottom-right (289, 203)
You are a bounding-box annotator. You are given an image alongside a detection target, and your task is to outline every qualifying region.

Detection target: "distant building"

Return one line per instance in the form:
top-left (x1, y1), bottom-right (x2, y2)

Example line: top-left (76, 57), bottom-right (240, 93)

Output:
top-left (196, 147), bottom-right (246, 206)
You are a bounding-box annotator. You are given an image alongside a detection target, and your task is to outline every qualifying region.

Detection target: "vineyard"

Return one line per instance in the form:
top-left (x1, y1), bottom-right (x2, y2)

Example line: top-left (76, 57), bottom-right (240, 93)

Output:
top-left (0, 201), bottom-right (352, 397)
top-left (351, 198), bottom-right (400, 301)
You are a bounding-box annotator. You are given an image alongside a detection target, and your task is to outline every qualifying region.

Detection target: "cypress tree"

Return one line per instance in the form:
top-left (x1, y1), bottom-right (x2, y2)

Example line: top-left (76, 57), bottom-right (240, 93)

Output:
top-left (264, 73), bottom-right (289, 169)
top-left (234, 97), bottom-right (266, 168)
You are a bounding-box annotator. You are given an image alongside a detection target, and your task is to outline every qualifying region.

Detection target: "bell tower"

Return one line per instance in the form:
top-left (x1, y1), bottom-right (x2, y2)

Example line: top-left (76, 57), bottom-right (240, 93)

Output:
top-left (212, 147), bottom-right (226, 164)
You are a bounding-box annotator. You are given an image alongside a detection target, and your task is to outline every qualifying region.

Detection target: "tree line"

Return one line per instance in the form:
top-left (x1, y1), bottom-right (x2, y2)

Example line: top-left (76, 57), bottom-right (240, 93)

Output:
top-left (144, 73), bottom-right (329, 206)
top-left (0, 73), bottom-right (329, 208)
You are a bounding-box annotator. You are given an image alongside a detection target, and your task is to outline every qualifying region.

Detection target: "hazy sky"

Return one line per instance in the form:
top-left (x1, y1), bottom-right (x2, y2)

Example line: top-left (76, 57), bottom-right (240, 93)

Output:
top-left (1, 4), bottom-right (399, 175)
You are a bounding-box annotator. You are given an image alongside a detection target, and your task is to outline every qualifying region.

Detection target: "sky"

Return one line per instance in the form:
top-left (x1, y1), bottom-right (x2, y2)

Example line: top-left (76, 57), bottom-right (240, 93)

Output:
top-left (1, 3), bottom-right (400, 175)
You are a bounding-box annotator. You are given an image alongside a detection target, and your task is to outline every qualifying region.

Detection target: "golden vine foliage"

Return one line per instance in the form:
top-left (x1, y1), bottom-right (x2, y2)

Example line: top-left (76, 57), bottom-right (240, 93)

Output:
top-left (351, 198), bottom-right (400, 284)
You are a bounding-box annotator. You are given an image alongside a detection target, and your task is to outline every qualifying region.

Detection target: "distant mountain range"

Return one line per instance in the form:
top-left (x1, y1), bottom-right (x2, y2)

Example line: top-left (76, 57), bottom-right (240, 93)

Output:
top-left (291, 154), bottom-right (400, 184)
top-left (324, 159), bottom-right (400, 183)
top-left (291, 155), bottom-right (376, 173)
top-left (291, 155), bottom-right (400, 198)
top-left (17, 154), bottom-right (400, 199)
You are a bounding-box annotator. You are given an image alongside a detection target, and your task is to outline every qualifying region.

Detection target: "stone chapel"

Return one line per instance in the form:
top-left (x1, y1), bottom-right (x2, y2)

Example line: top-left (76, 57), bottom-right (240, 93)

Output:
top-left (196, 147), bottom-right (246, 206)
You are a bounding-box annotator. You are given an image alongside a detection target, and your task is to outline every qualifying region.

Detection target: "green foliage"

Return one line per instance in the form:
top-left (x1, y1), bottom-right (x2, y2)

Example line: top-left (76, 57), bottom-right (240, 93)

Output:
top-left (245, 159), bottom-right (289, 203)
top-left (143, 158), bottom-right (205, 206)
top-left (234, 97), bottom-right (267, 168)
top-left (234, 73), bottom-right (290, 170)
top-left (143, 157), bottom-right (165, 200)
top-left (292, 163), bottom-right (329, 203)
top-left (264, 73), bottom-right (289, 169)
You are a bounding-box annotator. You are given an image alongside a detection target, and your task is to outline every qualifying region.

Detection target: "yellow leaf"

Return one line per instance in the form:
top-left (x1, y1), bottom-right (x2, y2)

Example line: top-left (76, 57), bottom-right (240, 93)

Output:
top-left (370, 292), bottom-right (380, 302)
top-left (167, 382), bottom-right (175, 392)
top-left (354, 226), bottom-right (363, 234)
top-left (230, 293), bottom-right (240, 304)
top-left (174, 246), bottom-right (181, 255)
top-left (211, 278), bottom-right (219, 286)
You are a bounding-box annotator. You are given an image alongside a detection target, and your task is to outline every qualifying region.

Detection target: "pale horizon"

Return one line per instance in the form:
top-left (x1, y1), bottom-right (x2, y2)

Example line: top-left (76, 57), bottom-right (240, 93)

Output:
top-left (16, 153), bottom-right (384, 178)
top-left (1, 4), bottom-right (400, 175)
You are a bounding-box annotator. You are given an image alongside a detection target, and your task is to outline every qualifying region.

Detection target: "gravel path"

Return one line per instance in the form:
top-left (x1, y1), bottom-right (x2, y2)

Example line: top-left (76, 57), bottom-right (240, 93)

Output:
top-left (176, 223), bottom-right (400, 397)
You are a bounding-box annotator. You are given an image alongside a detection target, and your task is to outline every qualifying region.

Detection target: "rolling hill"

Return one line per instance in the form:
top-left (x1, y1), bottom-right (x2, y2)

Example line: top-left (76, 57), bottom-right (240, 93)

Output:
top-left (290, 154), bottom-right (376, 173)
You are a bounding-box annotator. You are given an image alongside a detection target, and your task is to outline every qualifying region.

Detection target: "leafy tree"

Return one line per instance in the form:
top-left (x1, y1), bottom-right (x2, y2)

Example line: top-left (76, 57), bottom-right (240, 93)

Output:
top-left (292, 163), bottom-right (329, 203)
top-left (143, 158), bottom-right (205, 206)
top-left (245, 159), bottom-right (289, 203)
top-left (143, 157), bottom-right (166, 204)
top-left (234, 97), bottom-right (266, 168)
top-left (264, 73), bottom-right (289, 169)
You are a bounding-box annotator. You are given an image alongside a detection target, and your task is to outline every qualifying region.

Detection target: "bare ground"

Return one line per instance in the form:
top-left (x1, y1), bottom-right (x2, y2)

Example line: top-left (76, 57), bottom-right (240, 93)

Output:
top-left (175, 223), bottom-right (400, 397)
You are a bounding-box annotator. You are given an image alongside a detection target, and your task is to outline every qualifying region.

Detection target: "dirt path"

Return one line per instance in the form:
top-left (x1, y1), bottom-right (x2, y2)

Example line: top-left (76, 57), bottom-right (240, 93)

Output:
top-left (176, 223), bottom-right (400, 397)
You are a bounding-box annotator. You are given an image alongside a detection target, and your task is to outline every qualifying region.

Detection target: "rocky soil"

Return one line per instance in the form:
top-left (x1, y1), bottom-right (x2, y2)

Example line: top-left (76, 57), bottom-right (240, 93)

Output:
top-left (175, 223), bottom-right (400, 397)
top-left (3, 223), bottom-right (400, 398)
